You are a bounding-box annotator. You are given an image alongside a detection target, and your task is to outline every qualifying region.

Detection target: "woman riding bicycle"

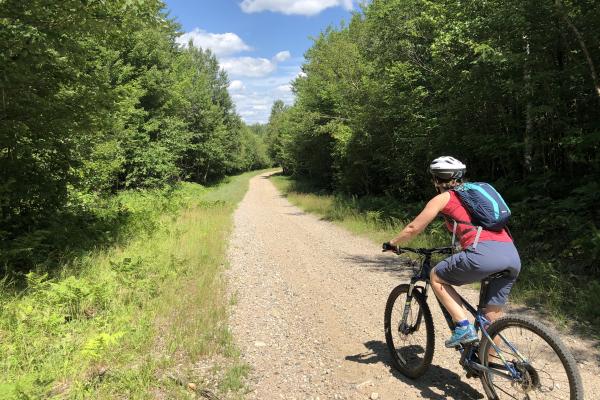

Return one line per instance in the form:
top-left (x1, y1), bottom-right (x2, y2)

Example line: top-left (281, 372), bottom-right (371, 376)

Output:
top-left (384, 156), bottom-right (521, 348)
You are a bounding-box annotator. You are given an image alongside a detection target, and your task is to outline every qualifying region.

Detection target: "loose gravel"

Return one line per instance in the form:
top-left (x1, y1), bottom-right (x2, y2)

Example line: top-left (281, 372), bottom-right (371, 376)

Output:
top-left (227, 172), bottom-right (599, 399)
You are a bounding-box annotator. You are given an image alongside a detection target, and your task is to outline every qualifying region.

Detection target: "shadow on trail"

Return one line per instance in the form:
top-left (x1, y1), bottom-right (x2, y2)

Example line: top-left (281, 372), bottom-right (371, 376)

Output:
top-left (263, 170), bottom-right (283, 177)
top-left (284, 211), bottom-right (306, 216)
top-left (341, 253), bottom-right (416, 280)
top-left (346, 340), bottom-right (484, 400)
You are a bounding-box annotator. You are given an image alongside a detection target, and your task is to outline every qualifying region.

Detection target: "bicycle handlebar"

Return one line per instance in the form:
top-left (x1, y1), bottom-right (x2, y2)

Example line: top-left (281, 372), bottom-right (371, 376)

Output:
top-left (382, 242), bottom-right (453, 256)
top-left (397, 247), bottom-right (453, 255)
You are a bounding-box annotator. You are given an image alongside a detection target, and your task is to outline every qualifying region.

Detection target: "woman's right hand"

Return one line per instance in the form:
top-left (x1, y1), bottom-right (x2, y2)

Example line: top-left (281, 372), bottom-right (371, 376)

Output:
top-left (382, 242), bottom-right (398, 253)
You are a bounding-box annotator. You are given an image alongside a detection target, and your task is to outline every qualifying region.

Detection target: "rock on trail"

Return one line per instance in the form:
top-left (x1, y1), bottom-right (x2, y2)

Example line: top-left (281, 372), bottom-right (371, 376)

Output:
top-left (227, 172), bottom-right (599, 399)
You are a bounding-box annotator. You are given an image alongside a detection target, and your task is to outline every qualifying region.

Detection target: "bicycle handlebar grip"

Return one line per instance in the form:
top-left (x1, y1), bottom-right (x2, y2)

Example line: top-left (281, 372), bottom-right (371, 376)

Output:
top-left (382, 242), bottom-right (399, 253)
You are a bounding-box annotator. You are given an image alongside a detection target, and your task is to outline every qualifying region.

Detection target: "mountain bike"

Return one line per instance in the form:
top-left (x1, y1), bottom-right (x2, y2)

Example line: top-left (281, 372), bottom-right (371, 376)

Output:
top-left (383, 246), bottom-right (584, 399)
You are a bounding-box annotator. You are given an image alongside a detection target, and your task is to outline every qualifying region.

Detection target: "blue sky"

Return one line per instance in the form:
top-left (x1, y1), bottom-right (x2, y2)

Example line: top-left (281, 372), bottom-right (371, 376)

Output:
top-left (164, 0), bottom-right (356, 124)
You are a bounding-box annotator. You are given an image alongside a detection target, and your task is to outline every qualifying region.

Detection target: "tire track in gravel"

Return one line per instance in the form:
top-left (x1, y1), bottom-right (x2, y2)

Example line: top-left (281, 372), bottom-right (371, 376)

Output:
top-left (226, 172), bottom-right (599, 400)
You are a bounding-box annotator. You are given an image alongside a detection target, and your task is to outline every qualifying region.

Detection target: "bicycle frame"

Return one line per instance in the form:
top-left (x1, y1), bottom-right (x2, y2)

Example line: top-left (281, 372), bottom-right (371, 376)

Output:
top-left (400, 249), bottom-right (528, 381)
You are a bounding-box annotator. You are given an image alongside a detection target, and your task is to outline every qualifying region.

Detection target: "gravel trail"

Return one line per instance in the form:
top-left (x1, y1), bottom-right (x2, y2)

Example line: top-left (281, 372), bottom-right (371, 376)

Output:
top-left (227, 172), bottom-right (599, 399)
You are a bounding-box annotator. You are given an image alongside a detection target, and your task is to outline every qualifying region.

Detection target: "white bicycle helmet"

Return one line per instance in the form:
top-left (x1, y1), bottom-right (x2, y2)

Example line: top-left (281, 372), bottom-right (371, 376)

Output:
top-left (429, 156), bottom-right (466, 180)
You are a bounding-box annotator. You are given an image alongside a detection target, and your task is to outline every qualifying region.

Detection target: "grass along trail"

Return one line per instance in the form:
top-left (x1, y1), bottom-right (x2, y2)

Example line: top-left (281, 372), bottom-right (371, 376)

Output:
top-left (0, 171), bottom-right (262, 399)
top-left (227, 171), bottom-right (599, 399)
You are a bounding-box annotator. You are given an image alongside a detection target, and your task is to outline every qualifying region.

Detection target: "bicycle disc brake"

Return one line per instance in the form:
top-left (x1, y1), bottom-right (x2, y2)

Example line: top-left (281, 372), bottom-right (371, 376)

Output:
top-left (513, 361), bottom-right (540, 393)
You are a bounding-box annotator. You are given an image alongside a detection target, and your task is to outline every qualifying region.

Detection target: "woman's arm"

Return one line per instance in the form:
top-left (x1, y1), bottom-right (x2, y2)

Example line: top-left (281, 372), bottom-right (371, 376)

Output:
top-left (389, 192), bottom-right (450, 246)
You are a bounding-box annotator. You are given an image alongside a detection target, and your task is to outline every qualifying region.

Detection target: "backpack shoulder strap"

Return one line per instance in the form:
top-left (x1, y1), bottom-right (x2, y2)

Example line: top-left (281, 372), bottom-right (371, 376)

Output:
top-left (440, 214), bottom-right (483, 249)
top-left (504, 225), bottom-right (514, 240)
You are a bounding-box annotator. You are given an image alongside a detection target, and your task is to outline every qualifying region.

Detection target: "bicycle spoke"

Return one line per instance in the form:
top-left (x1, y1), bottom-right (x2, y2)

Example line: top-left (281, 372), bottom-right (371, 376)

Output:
top-left (493, 383), bottom-right (520, 400)
top-left (484, 323), bottom-right (573, 400)
top-left (390, 290), bottom-right (428, 368)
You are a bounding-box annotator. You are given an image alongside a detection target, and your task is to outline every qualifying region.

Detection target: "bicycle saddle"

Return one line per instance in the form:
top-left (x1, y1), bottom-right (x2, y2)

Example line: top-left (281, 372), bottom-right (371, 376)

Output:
top-left (487, 270), bottom-right (511, 280)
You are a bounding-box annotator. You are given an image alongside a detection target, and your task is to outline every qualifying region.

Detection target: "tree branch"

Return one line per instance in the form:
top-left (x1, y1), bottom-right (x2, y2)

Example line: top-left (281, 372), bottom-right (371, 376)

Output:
top-left (555, 0), bottom-right (600, 98)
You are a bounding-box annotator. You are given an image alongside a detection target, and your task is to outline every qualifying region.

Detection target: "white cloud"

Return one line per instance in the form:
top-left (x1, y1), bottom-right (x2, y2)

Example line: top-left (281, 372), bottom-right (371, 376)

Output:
top-left (221, 51), bottom-right (292, 78)
top-left (277, 84), bottom-right (292, 92)
top-left (176, 28), bottom-right (251, 56)
top-left (174, 29), bottom-right (299, 124)
top-left (240, 0), bottom-right (353, 16)
top-left (228, 80), bottom-right (246, 92)
top-left (222, 52), bottom-right (299, 122)
top-left (221, 57), bottom-right (277, 78)
top-left (240, 110), bottom-right (258, 117)
top-left (274, 51), bottom-right (291, 62)
top-left (231, 68), bottom-right (300, 124)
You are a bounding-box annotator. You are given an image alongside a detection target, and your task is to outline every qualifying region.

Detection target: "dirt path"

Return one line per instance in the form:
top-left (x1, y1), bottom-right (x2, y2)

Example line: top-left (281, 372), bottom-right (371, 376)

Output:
top-left (227, 172), bottom-right (599, 399)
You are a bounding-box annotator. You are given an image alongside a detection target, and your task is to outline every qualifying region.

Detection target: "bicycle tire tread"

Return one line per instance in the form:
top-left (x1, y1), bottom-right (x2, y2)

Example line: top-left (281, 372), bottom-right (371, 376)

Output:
top-left (479, 314), bottom-right (584, 400)
top-left (384, 284), bottom-right (435, 379)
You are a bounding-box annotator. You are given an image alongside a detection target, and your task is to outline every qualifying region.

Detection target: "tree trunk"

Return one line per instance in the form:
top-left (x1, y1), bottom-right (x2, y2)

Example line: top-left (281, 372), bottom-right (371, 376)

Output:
top-left (203, 161), bottom-right (210, 184)
top-left (523, 35), bottom-right (534, 175)
top-left (555, 0), bottom-right (600, 98)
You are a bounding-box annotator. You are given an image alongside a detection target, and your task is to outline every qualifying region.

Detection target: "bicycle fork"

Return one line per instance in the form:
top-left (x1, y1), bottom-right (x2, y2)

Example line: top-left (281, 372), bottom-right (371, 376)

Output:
top-left (398, 282), bottom-right (428, 334)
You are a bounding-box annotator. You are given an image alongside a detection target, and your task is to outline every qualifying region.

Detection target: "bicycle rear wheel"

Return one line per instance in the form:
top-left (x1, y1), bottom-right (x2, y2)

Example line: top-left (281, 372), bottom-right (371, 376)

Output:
top-left (479, 315), bottom-right (584, 400)
top-left (384, 284), bottom-right (434, 378)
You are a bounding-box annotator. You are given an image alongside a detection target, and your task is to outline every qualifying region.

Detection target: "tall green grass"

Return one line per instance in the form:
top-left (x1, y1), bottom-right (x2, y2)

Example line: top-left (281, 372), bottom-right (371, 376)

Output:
top-left (270, 174), bottom-right (600, 335)
top-left (0, 171), bottom-right (260, 399)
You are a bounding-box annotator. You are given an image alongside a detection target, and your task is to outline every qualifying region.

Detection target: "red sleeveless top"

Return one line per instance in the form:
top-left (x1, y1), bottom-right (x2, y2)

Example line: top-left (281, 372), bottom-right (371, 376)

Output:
top-left (442, 191), bottom-right (512, 248)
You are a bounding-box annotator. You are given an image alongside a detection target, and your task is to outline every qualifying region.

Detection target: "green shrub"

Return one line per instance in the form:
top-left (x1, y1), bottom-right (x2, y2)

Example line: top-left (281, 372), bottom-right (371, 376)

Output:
top-left (0, 172), bottom-right (260, 397)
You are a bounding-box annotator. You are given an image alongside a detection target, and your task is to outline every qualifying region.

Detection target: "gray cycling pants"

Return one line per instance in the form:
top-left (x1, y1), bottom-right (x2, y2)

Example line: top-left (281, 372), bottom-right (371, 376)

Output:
top-left (433, 240), bottom-right (521, 306)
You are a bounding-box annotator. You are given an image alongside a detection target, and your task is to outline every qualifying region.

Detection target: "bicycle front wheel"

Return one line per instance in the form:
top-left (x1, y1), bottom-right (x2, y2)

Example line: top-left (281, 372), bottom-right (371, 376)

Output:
top-left (479, 314), bottom-right (584, 399)
top-left (384, 284), bottom-right (434, 378)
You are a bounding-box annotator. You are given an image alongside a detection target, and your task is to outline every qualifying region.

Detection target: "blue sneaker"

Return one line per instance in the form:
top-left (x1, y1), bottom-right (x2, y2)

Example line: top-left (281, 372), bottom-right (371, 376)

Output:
top-left (445, 324), bottom-right (478, 348)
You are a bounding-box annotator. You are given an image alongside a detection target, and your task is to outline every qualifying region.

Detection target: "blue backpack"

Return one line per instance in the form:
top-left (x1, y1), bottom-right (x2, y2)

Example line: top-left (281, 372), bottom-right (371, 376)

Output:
top-left (452, 182), bottom-right (511, 232)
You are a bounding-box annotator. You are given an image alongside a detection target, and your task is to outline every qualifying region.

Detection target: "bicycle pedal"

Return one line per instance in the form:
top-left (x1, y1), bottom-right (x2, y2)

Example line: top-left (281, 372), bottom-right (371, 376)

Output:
top-left (453, 338), bottom-right (479, 351)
